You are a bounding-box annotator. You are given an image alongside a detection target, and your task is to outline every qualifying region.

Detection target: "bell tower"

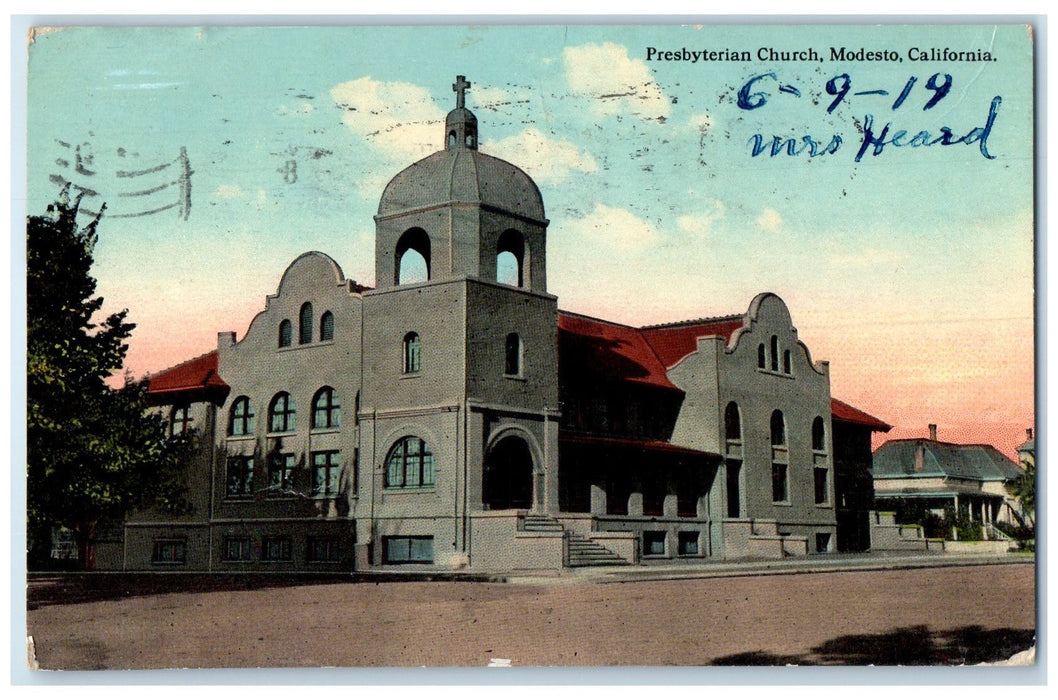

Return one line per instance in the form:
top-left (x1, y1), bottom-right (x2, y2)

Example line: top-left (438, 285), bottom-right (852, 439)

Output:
top-left (373, 76), bottom-right (549, 293)
top-left (361, 76), bottom-right (560, 560)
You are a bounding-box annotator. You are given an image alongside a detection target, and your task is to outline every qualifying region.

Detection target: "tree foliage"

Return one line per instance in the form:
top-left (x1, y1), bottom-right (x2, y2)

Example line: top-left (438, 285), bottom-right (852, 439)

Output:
top-left (27, 186), bottom-right (191, 568)
top-left (1009, 453), bottom-right (1036, 528)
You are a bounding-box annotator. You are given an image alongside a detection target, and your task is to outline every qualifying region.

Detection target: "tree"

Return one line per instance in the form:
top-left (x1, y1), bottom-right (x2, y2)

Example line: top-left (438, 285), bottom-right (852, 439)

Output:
top-left (27, 186), bottom-right (191, 569)
top-left (1009, 453), bottom-right (1036, 529)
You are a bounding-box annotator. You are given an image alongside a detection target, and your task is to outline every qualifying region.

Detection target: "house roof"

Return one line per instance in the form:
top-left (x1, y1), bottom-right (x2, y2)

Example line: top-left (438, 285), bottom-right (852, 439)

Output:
top-left (830, 398), bottom-right (892, 432)
top-left (873, 439), bottom-right (1023, 483)
top-left (639, 315), bottom-right (746, 368)
top-left (557, 311), bottom-right (681, 392)
top-left (146, 350), bottom-right (229, 405)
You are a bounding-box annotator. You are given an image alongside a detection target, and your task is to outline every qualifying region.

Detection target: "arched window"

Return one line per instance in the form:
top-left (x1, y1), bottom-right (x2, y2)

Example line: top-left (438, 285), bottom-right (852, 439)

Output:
top-left (269, 392), bottom-right (296, 433)
top-left (278, 319), bottom-right (292, 348)
top-left (385, 436), bottom-right (435, 488)
top-left (228, 396), bottom-right (254, 436)
top-left (770, 335), bottom-right (779, 371)
top-left (170, 405), bottom-right (192, 436)
top-left (724, 402), bottom-right (742, 442)
top-left (319, 311), bottom-right (334, 342)
top-left (812, 416), bottom-right (826, 451)
top-left (770, 409), bottom-right (786, 446)
top-left (396, 228), bottom-right (431, 285)
top-left (496, 229), bottom-right (526, 287)
top-left (783, 349), bottom-right (792, 374)
top-left (312, 387), bottom-right (341, 430)
top-left (403, 332), bottom-right (421, 374)
top-left (299, 303), bottom-right (313, 345)
top-left (504, 333), bottom-right (523, 376)
top-left (758, 343), bottom-right (766, 369)
top-left (448, 132), bottom-right (457, 148)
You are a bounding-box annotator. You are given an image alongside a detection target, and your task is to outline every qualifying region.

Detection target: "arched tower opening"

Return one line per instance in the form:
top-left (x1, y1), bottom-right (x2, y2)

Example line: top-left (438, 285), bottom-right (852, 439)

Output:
top-left (496, 229), bottom-right (527, 287)
top-left (395, 228), bottom-right (431, 285)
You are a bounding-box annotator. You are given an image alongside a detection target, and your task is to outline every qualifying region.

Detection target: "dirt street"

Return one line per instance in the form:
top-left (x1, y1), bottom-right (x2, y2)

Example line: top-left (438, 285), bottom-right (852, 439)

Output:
top-left (26, 563), bottom-right (1035, 670)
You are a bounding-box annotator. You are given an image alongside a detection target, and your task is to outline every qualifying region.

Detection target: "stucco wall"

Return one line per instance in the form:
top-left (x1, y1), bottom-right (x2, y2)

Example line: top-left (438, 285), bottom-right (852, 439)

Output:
top-left (667, 294), bottom-right (836, 545)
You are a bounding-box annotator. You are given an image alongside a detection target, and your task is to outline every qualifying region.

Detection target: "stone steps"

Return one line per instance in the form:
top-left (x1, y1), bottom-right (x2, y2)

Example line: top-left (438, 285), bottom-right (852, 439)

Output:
top-left (520, 513), bottom-right (631, 567)
top-left (567, 535), bottom-right (631, 567)
top-left (522, 514), bottom-right (565, 533)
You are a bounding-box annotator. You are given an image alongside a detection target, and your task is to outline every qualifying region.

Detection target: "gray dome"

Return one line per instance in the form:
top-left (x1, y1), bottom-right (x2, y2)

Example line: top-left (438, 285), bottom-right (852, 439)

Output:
top-left (377, 147), bottom-right (546, 222)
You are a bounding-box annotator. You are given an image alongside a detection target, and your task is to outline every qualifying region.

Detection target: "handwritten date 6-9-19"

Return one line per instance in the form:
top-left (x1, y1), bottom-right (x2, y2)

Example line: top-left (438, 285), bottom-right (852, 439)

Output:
top-left (737, 71), bottom-right (1002, 162)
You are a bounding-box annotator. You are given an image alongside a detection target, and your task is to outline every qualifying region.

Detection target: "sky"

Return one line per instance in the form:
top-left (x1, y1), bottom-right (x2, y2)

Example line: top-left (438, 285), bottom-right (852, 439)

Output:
top-left (23, 23), bottom-right (1035, 457)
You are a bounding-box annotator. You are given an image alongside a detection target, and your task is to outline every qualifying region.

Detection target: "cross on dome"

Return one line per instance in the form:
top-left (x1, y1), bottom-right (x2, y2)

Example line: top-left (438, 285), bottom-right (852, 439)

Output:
top-left (444, 75), bottom-right (478, 151)
top-left (453, 75), bottom-right (471, 109)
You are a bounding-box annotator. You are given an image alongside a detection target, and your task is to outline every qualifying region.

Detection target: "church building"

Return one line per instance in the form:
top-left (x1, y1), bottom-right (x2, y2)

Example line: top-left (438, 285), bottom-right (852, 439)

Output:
top-left (98, 77), bottom-right (889, 573)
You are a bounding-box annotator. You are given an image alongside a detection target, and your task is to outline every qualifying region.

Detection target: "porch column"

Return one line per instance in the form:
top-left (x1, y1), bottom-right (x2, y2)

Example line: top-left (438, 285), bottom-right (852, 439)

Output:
top-left (590, 483), bottom-right (606, 515)
top-left (628, 491), bottom-right (644, 517)
top-left (541, 411), bottom-right (559, 515)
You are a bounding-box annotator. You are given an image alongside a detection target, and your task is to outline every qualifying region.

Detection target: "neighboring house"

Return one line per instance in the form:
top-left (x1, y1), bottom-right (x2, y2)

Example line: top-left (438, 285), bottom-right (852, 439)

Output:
top-left (1016, 428), bottom-right (1035, 468)
top-left (99, 76), bottom-right (890, 573)
top-left (872, 425), bottom-right (1025, 528)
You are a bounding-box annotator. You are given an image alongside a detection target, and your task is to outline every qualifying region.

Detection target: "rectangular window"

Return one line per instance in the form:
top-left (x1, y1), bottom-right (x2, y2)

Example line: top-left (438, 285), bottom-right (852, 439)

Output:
top-left (308, 537), bottom-right (340, 563)
top-left (384, 536), bottom-right (434, 564)
top-left (643, 531), bottom-right (666, 556)
top-left (270, 453), bottom-right (296, 491)
top-left (223, 537), bottom-right (252, 562)
top-left (771, 463), bottom-right (789, 503)
top-left (726, 461), bottom-right (742, 518)
top-left (814, 467), bottom-right (829, 505)
top-left (678, 531), bottom-right (700, 556)
top-left (226, 456), bottom-right (254, 497)
top-left (312, 451), bottom-right (341, 497)
top-left (403, 334), bottom-right (421, 373)
top-left (261, 536), bottom-right (292, 562)
top-left (152, 539), bottom-right (187, 565)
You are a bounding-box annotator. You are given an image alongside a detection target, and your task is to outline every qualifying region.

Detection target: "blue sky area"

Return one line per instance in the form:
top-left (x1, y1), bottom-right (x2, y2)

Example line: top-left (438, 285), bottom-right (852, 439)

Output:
top-left (24, 23), bottom-right (1035, 453)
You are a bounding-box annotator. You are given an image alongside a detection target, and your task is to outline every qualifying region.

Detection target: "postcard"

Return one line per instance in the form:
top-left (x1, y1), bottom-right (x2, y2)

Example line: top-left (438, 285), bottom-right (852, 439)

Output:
top-left (23, 23), bottom-right (1036, 671)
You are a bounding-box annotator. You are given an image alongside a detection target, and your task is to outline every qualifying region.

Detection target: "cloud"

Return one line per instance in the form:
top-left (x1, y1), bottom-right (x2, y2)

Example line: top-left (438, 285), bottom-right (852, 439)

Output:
top-left (330, 77), bottom-right (446, 163)
top-left (567, 203), bottom-right (662, 253)
top-left (276, 101), bottom-right (315, 116)
top-left (688, 111), bottom-right (713, 132)
top-left (487, 128), bottom-right (598, 184)
top-left (756, 207), bottom-right (783, 233)
top-left (677, 201), bottom-right (725, 238)
top-left (209, 184), bottom-right (274, 211)
top-left (212, 184), bottom-right (246, 199)
top-left (563, 42), bottom-right (670, 121)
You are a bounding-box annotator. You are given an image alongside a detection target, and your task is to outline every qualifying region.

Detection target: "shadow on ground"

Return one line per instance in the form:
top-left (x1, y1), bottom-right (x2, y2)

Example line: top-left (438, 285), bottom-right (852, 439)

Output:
top-left (710, 625), bottom-right (1035, 666)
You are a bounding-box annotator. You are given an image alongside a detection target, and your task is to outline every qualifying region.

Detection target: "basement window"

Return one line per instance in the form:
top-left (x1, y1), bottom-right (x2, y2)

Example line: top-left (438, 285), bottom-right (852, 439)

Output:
top-left (384, 536), bottom-right (434, 564)
top-left (678, 531), bottom-right (700, 556)
top-left (152, 539), bottom-right (187, 565)
top-left (643, 531), bottom-right (666, 557)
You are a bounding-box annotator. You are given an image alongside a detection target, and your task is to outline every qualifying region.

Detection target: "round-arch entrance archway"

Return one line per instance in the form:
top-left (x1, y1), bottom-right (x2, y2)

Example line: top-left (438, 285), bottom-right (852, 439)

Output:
top-left (483, 435), bottom-right (535, 510)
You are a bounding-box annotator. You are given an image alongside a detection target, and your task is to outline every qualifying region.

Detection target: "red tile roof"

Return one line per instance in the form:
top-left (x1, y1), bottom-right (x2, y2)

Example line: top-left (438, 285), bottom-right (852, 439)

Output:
top-left (146, 350), bottom-right (229, 405)
top-left (558, 311), bottom-right (680, 392)
top-left (831, 398), bottom-right (891, 432)
top-left (640, 316), bottom-right (746, 367)
top-left (559, 432), bottom-right (720, 460)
